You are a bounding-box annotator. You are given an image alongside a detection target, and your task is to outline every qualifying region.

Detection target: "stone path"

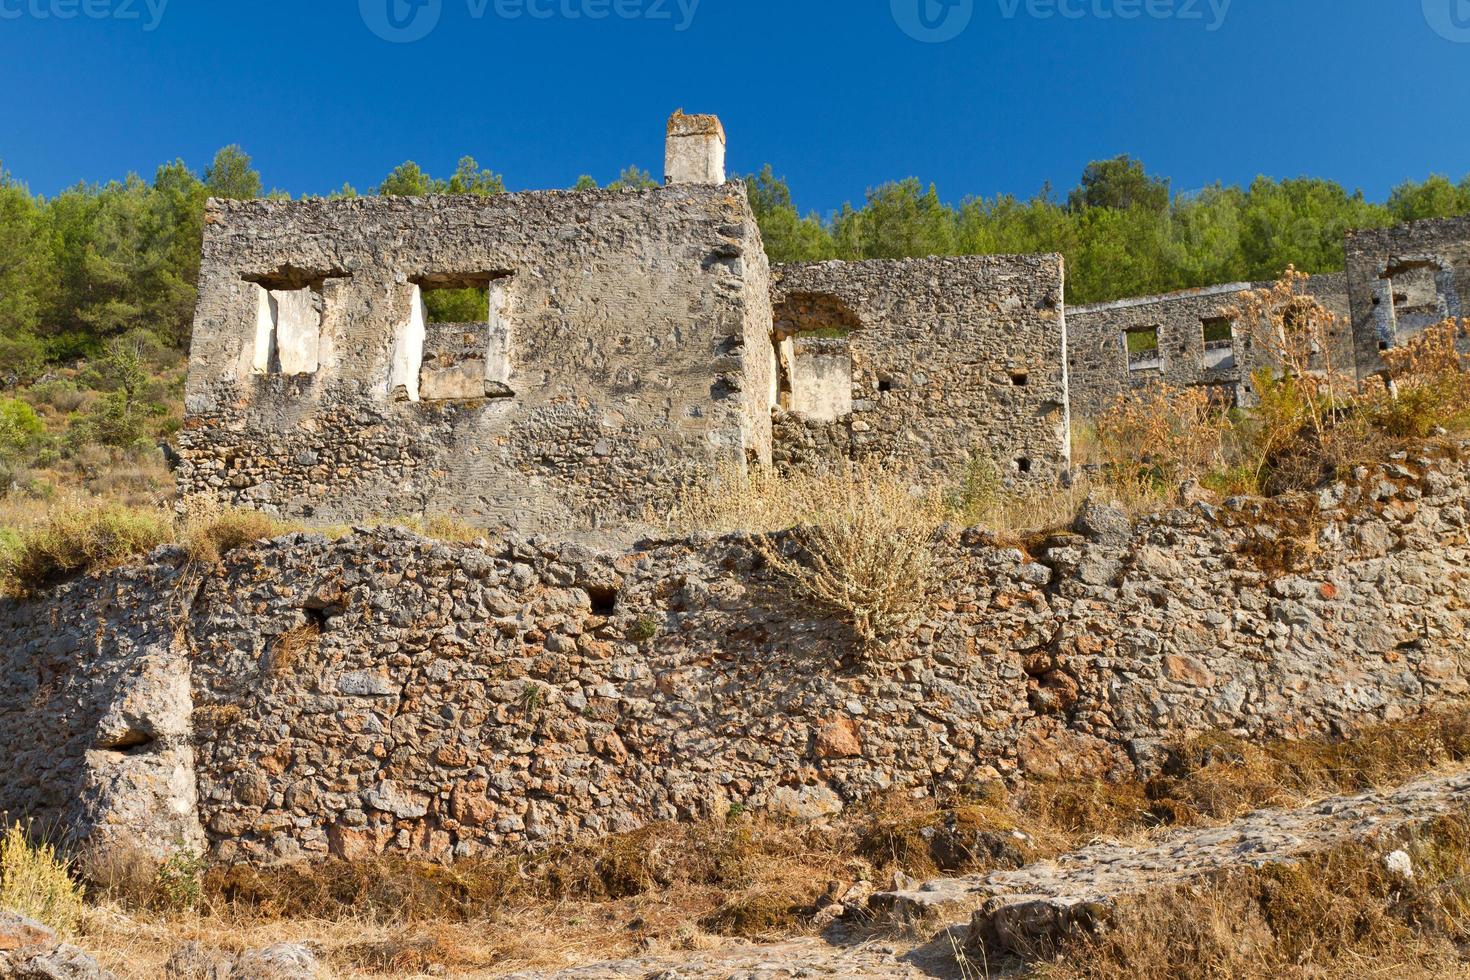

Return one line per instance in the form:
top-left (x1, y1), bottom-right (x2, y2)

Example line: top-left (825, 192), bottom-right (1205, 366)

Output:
top-left (506, 769), bottom-right (1470, 979)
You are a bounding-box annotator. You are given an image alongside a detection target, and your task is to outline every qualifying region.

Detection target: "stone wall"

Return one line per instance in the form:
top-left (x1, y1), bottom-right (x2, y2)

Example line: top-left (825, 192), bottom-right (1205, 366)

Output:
top-left (1346, 215), bottom-right (1470, 378)
top-left (178, 185), bottom-right (773, 544)
top-left (770, 256), bottom-right (1071, 485)
top-left (4, 443), bottom-right (1467, 864)
top-left (1067, 274), bottom-right (1353, 420)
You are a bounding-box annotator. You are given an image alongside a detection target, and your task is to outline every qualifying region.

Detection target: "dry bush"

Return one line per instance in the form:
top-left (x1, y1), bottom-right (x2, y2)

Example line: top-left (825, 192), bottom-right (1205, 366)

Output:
top-left (0, 498), bottom-right (174, 595)
top-left (676, 462), bottom-right (946, 653)
top-left (179, 496), bottom-right (288, 567)
top-left (948, 458), bottom-right (1091, 534)
top-left (1224, 269), bottom-right (1381, 493)
top-left (0, 823), bottom-right (85, 936)
top-left (1372, 318), bottom-right (1470, 437)
top-left (1042, 814), bottom-right (1470, 980)
top-left (1094, 383), bottom-right (1231, 501)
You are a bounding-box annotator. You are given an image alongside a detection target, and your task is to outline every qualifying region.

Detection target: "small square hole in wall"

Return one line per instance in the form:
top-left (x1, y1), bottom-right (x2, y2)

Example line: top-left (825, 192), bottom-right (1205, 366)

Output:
top-left (1016, 458), bottom-right (1033, 475)
top-left (1379, 341), bottom-right (1391, 351)
top-left (1011, 372), bottom-right (1030, 387)
top-left (878, 376), bottom-right (895, 393)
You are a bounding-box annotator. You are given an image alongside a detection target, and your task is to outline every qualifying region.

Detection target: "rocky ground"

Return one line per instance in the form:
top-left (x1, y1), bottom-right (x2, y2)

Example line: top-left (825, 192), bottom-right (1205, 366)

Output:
top-left (512, 768), bottom-right (1470, 979)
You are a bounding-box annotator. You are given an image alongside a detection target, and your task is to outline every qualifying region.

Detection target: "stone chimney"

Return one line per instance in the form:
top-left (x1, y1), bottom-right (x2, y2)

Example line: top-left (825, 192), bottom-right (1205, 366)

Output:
top-left (665, 110), bottom-right (726, 186)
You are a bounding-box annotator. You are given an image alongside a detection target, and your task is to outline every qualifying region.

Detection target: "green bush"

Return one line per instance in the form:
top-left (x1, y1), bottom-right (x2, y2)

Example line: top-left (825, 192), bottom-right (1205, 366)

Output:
top-left (0, 397), bottom-right (44, 460)
top-left (1, 500), bottom-right (174, 594)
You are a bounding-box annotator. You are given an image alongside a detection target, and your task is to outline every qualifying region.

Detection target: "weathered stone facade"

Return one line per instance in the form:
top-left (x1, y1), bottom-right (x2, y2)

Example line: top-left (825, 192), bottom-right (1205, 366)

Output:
top-left (1346, 214), bottom-right (1470, 378)
top-left (1067, 274), bottom-right (1353, 419)
top-left (4, 442), bottom-right (1466, 863)
top-left (177, 184), bottom-right (774, 543)
top-left (770, 255), bottom-right (1072, 484)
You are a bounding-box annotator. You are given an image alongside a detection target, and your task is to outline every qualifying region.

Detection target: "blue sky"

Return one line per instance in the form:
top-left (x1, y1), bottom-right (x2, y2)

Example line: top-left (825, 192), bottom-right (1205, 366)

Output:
top-left (1, 0), bottom-right (1468, 213)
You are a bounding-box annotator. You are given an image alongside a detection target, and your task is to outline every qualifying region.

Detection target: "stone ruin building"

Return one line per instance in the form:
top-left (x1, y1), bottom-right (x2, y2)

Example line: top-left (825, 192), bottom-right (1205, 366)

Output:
top-left (1067, 274), bottom-right (1351, 418)
top-left (1346, 214), bottom-right (1470, 377)
top-left (177, 111), bottom-right (1470, 534)
top-left (3, 112), bottom-right (1470, 879)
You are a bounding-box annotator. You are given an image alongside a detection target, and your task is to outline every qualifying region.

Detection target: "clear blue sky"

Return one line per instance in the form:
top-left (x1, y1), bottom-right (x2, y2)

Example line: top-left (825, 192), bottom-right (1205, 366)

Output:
top-left (1, 0), bottom-right (1467, 214)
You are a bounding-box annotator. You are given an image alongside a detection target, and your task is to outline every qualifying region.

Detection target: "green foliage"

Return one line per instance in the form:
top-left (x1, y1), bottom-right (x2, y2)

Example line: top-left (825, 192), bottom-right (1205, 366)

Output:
top-left (204, 145), bottom-right (263, 200)
top-left (73, 333), bottom-right (168, 449)
top-left (423, 286), bottom-right (490, 323)
top-left (0, 398), bottom-right (44, 460)
top-left (1068, 154), bottom-right (1170, 212)
top-left (743, 158), bottom-right (1467, 305)
top-left (608, 165), bottom-right (659, 191)
top-left (154, 845), bottom-right (207, 911)
top-left (573, 175), bottom-right (599, 191)
top-left (376, 156), bottom-right (505, 197)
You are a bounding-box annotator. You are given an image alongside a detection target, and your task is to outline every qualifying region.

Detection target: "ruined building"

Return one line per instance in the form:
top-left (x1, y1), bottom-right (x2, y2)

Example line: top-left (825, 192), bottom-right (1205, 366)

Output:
top-left (1067, 274), bottom-right (1351, 418)
top-left (179, 113), bottom-right (1470, 532)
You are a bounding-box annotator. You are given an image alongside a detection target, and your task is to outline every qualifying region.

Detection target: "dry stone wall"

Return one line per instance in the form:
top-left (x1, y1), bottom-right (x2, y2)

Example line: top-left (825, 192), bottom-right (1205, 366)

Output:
top-left (178, 186), bottom-right (773, 544)
top-left (771, 256), bottom-right (1071, 485)
top-left (2, 444), bottom-right (1467, 864)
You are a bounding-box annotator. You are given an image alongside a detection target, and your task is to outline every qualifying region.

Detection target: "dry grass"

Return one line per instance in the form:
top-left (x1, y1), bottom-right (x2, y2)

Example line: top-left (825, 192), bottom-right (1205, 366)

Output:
top-left (1093, 383), bottom-right (1231, 500)
top-left (1039, 813), bottom-right (1470, 980)
top-left (676, 462), bottom-right (948, 653)
top-left (60, 708), bottom-right (1470, 978)
top-left (0, 822), bottom-right (86, 937)
top-left (0, 497), bottom-right (174, 595)
top-left (178, 496), bottom-right (291, 567)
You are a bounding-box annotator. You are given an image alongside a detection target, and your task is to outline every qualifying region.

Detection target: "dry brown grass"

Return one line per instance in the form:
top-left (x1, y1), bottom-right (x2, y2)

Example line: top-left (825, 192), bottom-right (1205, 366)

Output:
top-left (0, 497), bottom-right (175, 596)
top-left (676, 462), bottom-right (948, 652)
top-left (61, 708), bottom-right (1470, 978)
top-left (1094, 383), bottom-right (1231, 500)
top-left (178, 496), bottom-right (291, 567)
top-left (1039, 812), bottom-right (1470, 980)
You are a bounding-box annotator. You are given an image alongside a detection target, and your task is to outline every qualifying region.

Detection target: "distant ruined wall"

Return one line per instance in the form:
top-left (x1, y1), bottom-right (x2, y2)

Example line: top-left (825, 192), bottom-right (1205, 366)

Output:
top-left (179, 185), bottom-right (772, 543)
top-left (1346, 215), bottom-right (1470, 378)
top-left (1067, 274), bottom-right (1354, 420)
top-left (3, 443), bottom-right (1467, 863)
top-left (770, 256), bottom-right (1071, 485)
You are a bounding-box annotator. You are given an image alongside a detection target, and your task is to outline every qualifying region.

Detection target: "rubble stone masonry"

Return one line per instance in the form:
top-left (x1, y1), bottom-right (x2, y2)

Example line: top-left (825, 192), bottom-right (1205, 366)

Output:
top-left (3, 443), bottom-right (1466, 864)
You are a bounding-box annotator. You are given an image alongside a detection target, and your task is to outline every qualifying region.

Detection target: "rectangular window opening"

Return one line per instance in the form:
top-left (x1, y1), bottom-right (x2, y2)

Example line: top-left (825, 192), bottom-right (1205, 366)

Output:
top-left (1125, 326), bottom-right (1161, 372)
top-left (406, 273), bottom-right (514, 403)
top-left (248, 276), bottom-right (329, 378)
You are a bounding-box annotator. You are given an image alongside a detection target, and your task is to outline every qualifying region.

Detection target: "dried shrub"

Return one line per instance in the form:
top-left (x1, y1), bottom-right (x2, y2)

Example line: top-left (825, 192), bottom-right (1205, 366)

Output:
top-left (0, 498), bottom-right (173, 595)
top-left (1225, 269), bottom-right (1377, 493)
top-left (267, 621), bottom-right (323, 677)
top-left (0, 823), bottom-right (84, 936)
top-left (180, 496), bottom-right (287, 567)
top-left (947, 457), bottom-right (1090, 534)
top-left (1094, 383), bottom-right (1230, 499)
top-left (1372, 318), bottom-right (1470, 437)
top-left (676, 461), bottom-right (945, 653)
